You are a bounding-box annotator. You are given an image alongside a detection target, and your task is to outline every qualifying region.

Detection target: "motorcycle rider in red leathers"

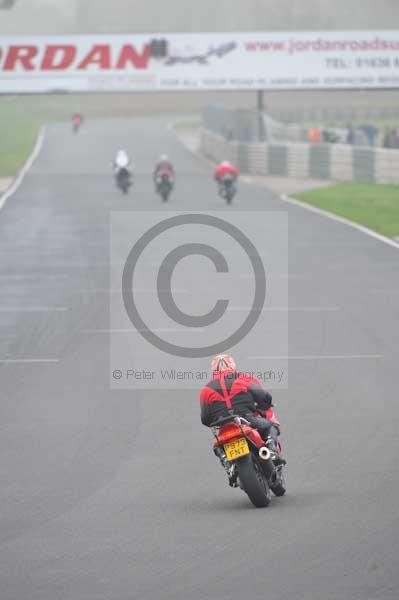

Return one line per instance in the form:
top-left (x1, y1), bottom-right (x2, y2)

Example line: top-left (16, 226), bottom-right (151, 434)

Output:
top-left (200, 354), bottom-right (285, 465)
top-left (214, 160), bottom-right (238, 181)
top-left (153, 154), bottom-right (175, 188)
top-left (72, 113), bottom-right (83, 131)
top-left (214, 160), bottom-right (238, 194)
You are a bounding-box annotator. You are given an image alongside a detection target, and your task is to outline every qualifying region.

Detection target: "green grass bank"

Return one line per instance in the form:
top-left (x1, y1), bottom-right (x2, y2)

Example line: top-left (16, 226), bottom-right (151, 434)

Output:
top-left (294, 182), bottom-right (399, 238)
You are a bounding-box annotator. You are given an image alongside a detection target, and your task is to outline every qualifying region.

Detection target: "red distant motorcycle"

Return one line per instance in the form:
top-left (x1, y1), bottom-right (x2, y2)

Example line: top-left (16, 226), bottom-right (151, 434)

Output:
top-left (211, 414), bottom-right (286, 508)
top-left (218, 172), bottom-right (236, 205)
top-left (72, 113), bottom-right (83, 133)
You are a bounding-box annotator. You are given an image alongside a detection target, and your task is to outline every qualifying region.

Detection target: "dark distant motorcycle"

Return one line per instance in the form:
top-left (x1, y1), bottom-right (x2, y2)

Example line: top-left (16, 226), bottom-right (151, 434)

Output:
top-left (115, 167), bottom-right (132, 195)
top-left (155, 169), bottom-right (174, 202)
top-left (219, 173), bottom-right (237, 205)
top-left (210, 414), bottom-right (286, 508)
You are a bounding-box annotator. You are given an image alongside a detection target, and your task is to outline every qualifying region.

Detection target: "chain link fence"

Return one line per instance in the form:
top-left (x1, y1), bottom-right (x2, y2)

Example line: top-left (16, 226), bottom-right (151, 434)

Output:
top-left (203, 104), bottom-right (399, 148)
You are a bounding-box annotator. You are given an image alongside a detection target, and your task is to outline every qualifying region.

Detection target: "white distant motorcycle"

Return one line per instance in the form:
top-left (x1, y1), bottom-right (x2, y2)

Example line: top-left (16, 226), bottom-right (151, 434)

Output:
top-left (113, 151), bottom-right (133, 195)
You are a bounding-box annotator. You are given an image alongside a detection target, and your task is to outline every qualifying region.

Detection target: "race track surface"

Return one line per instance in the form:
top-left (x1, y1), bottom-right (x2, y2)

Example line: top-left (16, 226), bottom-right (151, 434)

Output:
top-left (0, 118), bottom-right (398, 600)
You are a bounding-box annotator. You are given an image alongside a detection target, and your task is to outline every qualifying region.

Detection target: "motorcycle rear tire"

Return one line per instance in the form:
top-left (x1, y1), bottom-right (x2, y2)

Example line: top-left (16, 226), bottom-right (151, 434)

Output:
top-left (236, 454), bottom-right (271, 508)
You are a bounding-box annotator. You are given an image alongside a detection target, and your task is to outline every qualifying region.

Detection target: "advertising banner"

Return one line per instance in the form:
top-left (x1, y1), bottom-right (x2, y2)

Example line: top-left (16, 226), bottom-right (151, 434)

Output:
top-left (1, 31), bottom-right (399, 93)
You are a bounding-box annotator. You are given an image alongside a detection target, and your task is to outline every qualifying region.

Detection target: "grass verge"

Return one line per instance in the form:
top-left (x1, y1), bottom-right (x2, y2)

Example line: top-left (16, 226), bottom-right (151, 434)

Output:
top-left (173, 119), bottom-right (200, 132)
top-left (0, 100), bottom-right (40, 178)
top-left (294, 182), bottom-right (399, 238)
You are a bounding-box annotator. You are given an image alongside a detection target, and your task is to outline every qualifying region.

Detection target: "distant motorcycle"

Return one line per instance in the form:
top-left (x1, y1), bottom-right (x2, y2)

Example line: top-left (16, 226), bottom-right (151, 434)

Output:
top-left (210, 414), bottom-right (286, 508)
top-left (155, 169), bottom-right (174, 202)
top-left (72, 114), bottom-right (83, 133)
top-left (218, 173), bottom-right (237, 205)
top-left (115, 167), bottom-right (133, 195)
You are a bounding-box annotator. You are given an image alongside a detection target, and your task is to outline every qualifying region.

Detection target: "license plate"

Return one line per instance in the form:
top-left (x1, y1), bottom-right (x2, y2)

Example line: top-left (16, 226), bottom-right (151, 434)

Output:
top-left (224, 437), bottom-right (250, 461)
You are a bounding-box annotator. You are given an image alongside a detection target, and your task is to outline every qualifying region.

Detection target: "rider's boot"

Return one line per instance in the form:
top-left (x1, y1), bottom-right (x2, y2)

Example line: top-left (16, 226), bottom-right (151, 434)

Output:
top-left (265, 436), bottom-right (286, 466)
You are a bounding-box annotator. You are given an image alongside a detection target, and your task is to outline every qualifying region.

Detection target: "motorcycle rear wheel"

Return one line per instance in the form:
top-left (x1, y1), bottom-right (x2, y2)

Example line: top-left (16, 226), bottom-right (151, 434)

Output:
top-left (236, 454), bottom-right (271, 508)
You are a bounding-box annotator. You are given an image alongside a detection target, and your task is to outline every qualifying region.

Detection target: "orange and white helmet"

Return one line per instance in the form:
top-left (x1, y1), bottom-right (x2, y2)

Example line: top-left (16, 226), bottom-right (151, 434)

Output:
top-left (211, 354), bottom-right (236, 373)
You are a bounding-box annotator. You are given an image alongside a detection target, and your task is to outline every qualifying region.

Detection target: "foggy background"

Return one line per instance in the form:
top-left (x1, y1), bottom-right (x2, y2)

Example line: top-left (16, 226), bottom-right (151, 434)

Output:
top-left (2, 0), bottom-right (399, 33)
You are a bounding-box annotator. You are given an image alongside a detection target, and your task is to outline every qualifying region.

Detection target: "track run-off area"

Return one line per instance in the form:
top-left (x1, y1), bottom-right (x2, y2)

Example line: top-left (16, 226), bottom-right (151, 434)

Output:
top-left (0, 117), bottom-right (398, 600)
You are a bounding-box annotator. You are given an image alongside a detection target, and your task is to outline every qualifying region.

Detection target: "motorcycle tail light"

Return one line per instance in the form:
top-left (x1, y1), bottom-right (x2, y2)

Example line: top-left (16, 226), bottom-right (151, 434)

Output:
top-left (216, 423), bottom-right (243, 445)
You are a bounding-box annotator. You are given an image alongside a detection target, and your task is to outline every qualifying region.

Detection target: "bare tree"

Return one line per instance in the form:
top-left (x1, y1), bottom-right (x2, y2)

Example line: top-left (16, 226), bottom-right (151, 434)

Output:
top-left (0, 0), bottom-right (18, 9)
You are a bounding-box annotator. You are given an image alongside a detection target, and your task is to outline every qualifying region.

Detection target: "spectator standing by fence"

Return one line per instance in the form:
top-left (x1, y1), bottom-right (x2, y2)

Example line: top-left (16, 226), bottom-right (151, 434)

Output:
top-left (308, 127), bottom-right (321, 144)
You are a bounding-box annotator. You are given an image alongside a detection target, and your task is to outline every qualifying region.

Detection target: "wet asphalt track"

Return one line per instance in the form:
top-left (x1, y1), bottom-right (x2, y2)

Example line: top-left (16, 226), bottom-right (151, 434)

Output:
top-left (0, 118), bottom-right (398, 600)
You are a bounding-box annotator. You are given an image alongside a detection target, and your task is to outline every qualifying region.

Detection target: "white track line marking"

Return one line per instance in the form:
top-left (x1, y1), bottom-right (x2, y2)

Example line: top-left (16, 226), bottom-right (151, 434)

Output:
top-left (0, 274), bottom-right (70, 280)
top-left (0, 126), bottom-right (46, 212)
top-left (83, 328), bottom-right (205, 333)
top-left (280, 194), bottom-right (399, 251)
top-left (227, 306), bottom-right (340, 312)
top-left (0, 358), bottom-right (59, 364)
top-left (236, 274), bottom-right (295, 280)
top-left (76, 288), bottom-right (189, 294)
top-left (19, 263), bottom-right (112, 268)
top-left (0, 307), bottom-right (67, 312)
top-left (248, 354), bottom-right (384, 360)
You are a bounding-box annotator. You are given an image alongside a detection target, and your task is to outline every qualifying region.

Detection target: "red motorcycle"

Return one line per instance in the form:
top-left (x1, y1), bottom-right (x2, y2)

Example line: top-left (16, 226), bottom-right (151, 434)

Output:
top-left (218, 172), bottom-right (237, 205)
top-left (72, 113), bottom-right (83, 134)
top-left (211, 414), bottom-right (286, 508)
